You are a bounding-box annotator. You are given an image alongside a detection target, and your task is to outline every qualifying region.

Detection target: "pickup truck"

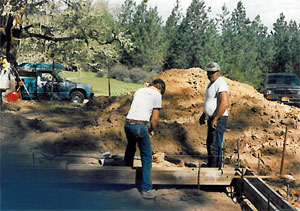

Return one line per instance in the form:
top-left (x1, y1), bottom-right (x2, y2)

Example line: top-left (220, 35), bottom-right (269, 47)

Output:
top-left (261, 73), bottom-right (300, 106)
top-left (18, 63), bottom-right (94, 103)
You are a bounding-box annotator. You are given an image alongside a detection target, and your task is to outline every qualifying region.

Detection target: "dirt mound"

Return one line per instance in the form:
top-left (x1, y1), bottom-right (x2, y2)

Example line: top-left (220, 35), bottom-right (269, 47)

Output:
top-left (86, 68), bottom-right (299, 165)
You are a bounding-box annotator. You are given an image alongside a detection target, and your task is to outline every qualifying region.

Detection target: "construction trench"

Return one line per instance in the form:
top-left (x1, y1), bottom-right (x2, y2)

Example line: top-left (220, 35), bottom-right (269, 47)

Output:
top-left (1, 152), bottom-right (297, 211)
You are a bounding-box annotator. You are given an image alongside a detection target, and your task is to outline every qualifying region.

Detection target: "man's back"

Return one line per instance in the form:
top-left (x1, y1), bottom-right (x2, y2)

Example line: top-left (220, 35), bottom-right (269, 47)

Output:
top-left (127, 87), bottom-right (162, 122)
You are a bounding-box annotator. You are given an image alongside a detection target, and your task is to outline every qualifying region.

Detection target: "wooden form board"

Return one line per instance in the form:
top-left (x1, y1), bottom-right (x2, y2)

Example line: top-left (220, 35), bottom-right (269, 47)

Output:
top-left (4, 164), bottom-right (236, 186)
top-left (66, 165), bottom-right (235, 185)
top-left (233, 169), bottom-right (297, 211)
top-left (67, 165), bottom-right (136, 184)
top-left (151, 167), bottom-right (235, 185)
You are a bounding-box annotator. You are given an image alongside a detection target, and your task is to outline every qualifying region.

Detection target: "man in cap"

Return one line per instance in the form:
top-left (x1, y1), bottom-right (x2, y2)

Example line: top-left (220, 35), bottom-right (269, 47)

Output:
top-left (124, 78), bottom-right (166, 199)
top-left (199, 62), bottom-right (229, 168)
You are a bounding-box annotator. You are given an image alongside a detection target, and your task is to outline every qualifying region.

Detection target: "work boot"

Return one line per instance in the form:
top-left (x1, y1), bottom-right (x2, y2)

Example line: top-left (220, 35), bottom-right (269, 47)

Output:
top-left (142, 189), bottom-right (156, 199)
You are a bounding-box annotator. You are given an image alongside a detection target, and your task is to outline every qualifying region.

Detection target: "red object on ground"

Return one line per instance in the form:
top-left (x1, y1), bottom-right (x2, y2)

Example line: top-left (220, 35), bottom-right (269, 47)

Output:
top-left (7, 91), bottom-right (19, 102)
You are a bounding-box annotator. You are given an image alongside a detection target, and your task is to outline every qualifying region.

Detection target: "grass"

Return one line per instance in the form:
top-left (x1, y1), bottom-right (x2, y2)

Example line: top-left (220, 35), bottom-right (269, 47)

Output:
top-left (59, 71), bottom-right (143, 96)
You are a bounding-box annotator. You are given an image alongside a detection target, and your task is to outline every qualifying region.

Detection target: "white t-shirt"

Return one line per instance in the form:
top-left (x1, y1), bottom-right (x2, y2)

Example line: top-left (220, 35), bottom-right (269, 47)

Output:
top-left (203, 77), bottom-right (229, 117)
top-left (127, 87), bottom-right (162, 121)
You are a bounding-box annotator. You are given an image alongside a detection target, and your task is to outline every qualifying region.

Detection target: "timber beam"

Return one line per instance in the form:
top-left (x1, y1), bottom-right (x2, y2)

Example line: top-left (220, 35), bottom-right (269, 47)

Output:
top-left (233, 168), bottom-right (297, 211)
top-left (2, 163), bottom-right (236, 186)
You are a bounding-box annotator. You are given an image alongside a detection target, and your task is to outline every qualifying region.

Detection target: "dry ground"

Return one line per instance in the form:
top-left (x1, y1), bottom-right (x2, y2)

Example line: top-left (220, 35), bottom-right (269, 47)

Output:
top-left (1, 68), bottom-right (299, 210)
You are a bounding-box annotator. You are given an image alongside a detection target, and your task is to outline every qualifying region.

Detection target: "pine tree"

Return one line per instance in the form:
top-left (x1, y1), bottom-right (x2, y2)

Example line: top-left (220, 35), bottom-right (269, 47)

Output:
top-left (118, 1), bottom-right (163, 71)
top-left (216, 4), bottom-right (232, 75)
top-left (175, 0), bottom-right (216, 69)
top-left (162, 0), bottom-right (182, 70)
top-left (286, 20), bottom-right (300, 75)
top-left (117, 0), bottom-right (137, 66)
top-left (272, 13), bottom-right (290, 73)
top-left (117, 0), bottom-right (137, 25)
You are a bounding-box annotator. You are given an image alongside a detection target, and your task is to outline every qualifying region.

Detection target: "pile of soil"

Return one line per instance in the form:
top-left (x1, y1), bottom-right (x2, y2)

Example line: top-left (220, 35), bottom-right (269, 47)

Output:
top-left (1, 67), bottom-right (299, 209)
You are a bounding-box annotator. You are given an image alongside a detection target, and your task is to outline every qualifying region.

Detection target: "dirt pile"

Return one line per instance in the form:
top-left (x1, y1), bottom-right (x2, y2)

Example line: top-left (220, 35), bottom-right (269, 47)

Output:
top-left (1, 67), bottom-right (299, 209)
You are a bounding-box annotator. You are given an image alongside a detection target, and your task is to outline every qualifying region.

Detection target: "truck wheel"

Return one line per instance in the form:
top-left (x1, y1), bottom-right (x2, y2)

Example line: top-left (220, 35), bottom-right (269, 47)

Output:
top-left (70, 91), bottom-right (84, 103)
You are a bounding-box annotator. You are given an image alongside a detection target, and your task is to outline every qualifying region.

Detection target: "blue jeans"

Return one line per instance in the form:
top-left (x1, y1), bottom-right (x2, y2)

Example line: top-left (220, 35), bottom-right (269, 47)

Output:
top-left (207, 116), bottom-right (228, 168)
top-left (124, 121), bottom-right (152, 191)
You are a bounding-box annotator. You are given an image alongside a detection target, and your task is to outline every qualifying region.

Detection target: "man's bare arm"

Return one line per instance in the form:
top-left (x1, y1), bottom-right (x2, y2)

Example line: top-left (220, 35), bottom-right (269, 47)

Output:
top-left (151, 109), bottom-right (160, 129)
top-left (149, 109), bottom-right (160, 136)
top-left (211, 91), bottom-right (229, 128)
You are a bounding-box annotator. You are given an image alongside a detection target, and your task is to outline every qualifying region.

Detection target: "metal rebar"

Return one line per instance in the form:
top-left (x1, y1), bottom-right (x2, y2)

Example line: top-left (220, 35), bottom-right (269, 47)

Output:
top-left (32, 152), bottom-right (35, 166)
top-left (240, 168), bottom-right (244, 200)
top-left (65, 163), bottom-right (69, 182)
top-left (237, 139), bottom-right (240, 168)
top-left (287, 183), bottom-right (289, 202)
top-left (197, 162), bottom-right (201, 190)
top-left (222, 141), bottom-right (226, 168)
top-left (280, 126), bottom-right (288, 175)
top-left (268, 189), bottom-right (271, 211)
top-left (257, 153), bottom-right (260, 175)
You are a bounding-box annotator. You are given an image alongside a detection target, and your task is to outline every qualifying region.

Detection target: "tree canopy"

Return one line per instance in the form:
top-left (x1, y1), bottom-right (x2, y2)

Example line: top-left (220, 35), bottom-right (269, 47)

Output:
top-left (1, 0), bottom-right (299, 87)
top-left (1, 0), bottom-right (131, 72)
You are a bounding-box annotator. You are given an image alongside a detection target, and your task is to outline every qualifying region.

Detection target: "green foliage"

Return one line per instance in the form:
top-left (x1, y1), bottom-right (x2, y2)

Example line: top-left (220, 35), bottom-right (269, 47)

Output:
top-left (59, 71), bottom-right (142, 96)
top-left (287, 21), bottom-right (300, 75)
top-left (215, 1), bottom-right (273, 87)
top-left (172, 0), bottom-right (218, 69)
top-left (16, 0), bottom-right (132, 72)
top-left (96, 71), bottom-right (105, 78)
top-left (108, 64), bottom-right (154, 84)
top-left (272, 14), bottom-right (300, 76)
top-left (109, 64), bottom-right (131, 81)
top-left (272, 13), bottom-right (290, 73)
top-left (117, 0), bottom-right (164, 72)
top-left (162, 0), bottom-right (183, 70)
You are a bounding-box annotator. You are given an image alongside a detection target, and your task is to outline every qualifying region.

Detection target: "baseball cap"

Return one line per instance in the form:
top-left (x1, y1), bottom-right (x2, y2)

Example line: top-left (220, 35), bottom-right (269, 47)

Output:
top-left (206, 62), bottom-right (220, 72)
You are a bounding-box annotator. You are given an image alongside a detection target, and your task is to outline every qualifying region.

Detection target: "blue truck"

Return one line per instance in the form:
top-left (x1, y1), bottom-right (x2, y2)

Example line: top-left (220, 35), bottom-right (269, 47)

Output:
top-left (18, 63), bottom-right (94, 103)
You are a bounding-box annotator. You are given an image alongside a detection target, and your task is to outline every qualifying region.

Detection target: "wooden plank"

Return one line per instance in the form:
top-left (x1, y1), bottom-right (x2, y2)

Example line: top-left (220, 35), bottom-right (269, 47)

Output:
top-left (66, 165), bottom-right (136, 184)
top-left (150, 167), bottom-right (235, 185)
top-left (243, 170), bottom-right (297, 211)
top-left (234, 169), bottom-right (297, 211)
top-left (66, 165), bottom-right (235, 185)
top-left (2, 165), bottom-right (68, 183)
top-left (233, 175), bottom-right (289, 179)
top-left (199, 168), bottom-right (235, 185)
top-left (3, 161), bottom-right (236, 186)
top-left (234, 176), bottom-right (279, 211)
top-left (151, 167), bottom-right (198, 185)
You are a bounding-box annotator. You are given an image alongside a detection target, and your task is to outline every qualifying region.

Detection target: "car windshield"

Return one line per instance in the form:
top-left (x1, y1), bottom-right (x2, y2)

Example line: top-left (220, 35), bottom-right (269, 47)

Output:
top-left (54, 72), bottom-right (64, 81)
top-left (266, 75), bottom-right (300, 85)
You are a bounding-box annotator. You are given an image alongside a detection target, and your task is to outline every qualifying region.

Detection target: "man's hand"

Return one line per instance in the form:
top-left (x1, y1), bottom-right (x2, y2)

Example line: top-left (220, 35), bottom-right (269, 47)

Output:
top-left (149, 131), bottom-right (154, 137)
top-left (199, 113), bottom-right (207, 125)
top-left (210, 117), bottom-right (217, 129)
top-left (148, 122), bottom-right (154, 137)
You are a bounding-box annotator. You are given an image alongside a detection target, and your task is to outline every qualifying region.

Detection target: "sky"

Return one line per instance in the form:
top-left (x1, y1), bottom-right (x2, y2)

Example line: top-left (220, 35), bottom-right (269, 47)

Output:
top-left (107, 0), bottom-right (300, 30)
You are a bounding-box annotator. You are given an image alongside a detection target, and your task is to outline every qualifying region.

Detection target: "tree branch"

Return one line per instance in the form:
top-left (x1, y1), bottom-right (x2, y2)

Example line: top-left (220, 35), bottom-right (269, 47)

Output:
top-left (22, 32), bottom-right (85, 42)
top-left (31, 0), bottom-right (50, 8)
top-left (21, 29), bottom-right (120, 46)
